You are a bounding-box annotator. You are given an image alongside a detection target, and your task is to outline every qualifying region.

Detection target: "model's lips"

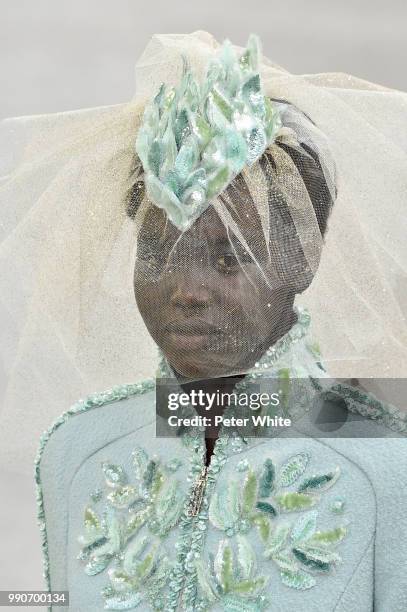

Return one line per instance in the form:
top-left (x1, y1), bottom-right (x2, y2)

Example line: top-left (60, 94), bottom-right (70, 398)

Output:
top-left (164, 323), bottom-right (225, 352)
top-left (164, 321), bottom-right (225, 337)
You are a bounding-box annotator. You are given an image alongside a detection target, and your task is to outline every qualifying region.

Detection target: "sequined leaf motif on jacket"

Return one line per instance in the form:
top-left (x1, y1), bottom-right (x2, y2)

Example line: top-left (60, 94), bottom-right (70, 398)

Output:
top-left (259, 455), bottom-right (346, 591)
top-left (208, 452), bottom-right (347, 593)
top-left (78, 447), bottom-right (184, 610)
top-left (195, 537), bottom-right (269, 610)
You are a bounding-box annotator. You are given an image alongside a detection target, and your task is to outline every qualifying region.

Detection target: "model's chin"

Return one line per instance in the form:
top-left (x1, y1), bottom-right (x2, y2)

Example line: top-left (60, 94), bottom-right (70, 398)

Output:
top-left (166, 331), bottom-right (210, 352)
top-left (161, 347), bottom-right (243, 380)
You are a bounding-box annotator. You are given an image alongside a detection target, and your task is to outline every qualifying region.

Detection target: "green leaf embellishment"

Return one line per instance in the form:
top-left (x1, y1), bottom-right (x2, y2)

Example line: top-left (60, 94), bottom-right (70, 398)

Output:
top-left (134, 549), bottom-right (156, 581)
top-left (131, 447), bottom-right (149, 480)
top-left (309, 526), bottom-right (347, 547)
top-left (104, 539), bottom-right (166, 608)
top-left (122, 536), bottom-right (149, 575)
top-left (195, 559), bottom-right (218, 603)
top-left (331, 497), bottom-right (346, 514)
top-left (174, 108), bottom-right (191, 148)
top-left (107, 485), bottom-right (138, 509)
top-left (165, 458), bottom-right (182, 472)
top-left (125, 513), bottom-right (146, 539)
top-left (242, 75), bottom-right (263, 114)
top-left (206, 166), bottom-right (230, 199)
top-left (279, 453), bottom-right (310, 487)
top-left (193, 114), bottom-right (214, 146)
top-left (272, 553), bottom-right (298, 573)
top-left (78, 536), bottom-right (108, 561)
top-left (102, 463), bottom-right (127, 488)
top-left (84, 507), bottom-right (100, 531)
top-left (78, 447), bottom-right (183, 609)
top-left (215, 540), bottom-right (234, 592)
top-left (104, 542), bottom-right (165, 608)
top-left (242, 470), bottom-right (258, 516)
top-left (227, 481), bottom-right (242, 525)
top-left (292, 546), bottom-right (340, 572)
top-left (280, 569), bottom-right (316, 590)
top-left (209, 480), bottom-right (242, 533)
top-left (85, 554), bottom-right (112, 576)
top-left (236, 534), bottom-right (256, 580)
top-left (252, 514), bottom-right (271, 543)
top-left (209, 490), bottom-right (226, 531)
top-left (79, 444), bottom-right (347, 609)
top-left (264, 524), bottom-right (290, 558)
top-left (148, 140), bottom-right (162, 177)
top-left (276, 492), bottom-right (316, 512)
top-left (209, 88), bottom-right (234, 122)
top-left (150, 479), bottom-right (184, 536)
top-left (197, 538), bottom-right (267, 609)
top-left (103, 509), bottom-right (122, 556)
top-left (246, 126), bottom-right (267, 164)
top-left (231, 577), bottom-right (267, 595)
top-left (108, 568), bottom-right (134, 591)
top-left (79, 507), bottom-right (112, 562)
top-left (136, 34), bottom-right (282, 230)
top-left (298, 467), bottom-right (340, 493)
top-left (222, 594), bottom-right (265, 612)
top-left (256, 501), bottom-right (277, 517)
top-left (174, 136), bottom-right (200, 180)
top-left (142, 460), bottom-right (158, 491)
top-left (258, 458), bottom-right (275, 498)
top-left (291, 511), bottom-right (317, 543)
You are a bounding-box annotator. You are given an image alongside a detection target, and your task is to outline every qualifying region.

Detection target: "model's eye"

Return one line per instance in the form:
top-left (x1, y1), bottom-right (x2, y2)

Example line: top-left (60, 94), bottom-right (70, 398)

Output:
top-left (216, 252), bottom-right (240, 274)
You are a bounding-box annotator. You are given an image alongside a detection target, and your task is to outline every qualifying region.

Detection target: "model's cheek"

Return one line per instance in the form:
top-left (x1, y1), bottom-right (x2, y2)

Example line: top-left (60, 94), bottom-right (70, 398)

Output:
top-left (134, 279), bottom-right (167, 332)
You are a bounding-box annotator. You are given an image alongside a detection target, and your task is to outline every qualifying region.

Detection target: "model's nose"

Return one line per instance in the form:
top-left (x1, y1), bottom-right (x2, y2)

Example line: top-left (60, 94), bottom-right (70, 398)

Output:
top-left (170, 274), bottom-right (211, 309)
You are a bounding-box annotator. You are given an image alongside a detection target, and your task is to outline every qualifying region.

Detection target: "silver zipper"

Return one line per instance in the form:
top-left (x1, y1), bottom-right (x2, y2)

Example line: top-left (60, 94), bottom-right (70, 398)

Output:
top-left (187, 465), bottom-right (208, 517)
top-left (174, 466), bottom-right (209, 610)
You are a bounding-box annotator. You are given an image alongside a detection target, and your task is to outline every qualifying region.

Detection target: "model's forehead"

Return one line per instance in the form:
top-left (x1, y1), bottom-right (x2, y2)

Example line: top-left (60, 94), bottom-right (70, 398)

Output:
top-left (141, 196), bottom-right (265, 248)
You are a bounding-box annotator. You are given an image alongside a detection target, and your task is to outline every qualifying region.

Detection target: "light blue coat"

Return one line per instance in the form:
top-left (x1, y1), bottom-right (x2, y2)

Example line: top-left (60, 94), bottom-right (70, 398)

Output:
top-left (36, 312), bottom-right (407, 611)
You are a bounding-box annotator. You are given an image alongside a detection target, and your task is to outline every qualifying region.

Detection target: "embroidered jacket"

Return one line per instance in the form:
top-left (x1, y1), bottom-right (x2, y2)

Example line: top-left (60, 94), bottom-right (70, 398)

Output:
top-left (36, 311), bottom-right (407, 611)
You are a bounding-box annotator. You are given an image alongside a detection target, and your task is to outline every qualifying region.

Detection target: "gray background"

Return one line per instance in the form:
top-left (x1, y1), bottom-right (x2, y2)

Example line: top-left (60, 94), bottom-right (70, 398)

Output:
top-left (0, 0), bottom-right (406, 602)
top-left (1, 0), bottom-right (407, 120)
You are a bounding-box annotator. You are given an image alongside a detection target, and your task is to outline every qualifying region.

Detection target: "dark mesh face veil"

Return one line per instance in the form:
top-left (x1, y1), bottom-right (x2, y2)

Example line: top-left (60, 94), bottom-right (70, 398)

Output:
top-left (132, 102), bottom-right (336, 379)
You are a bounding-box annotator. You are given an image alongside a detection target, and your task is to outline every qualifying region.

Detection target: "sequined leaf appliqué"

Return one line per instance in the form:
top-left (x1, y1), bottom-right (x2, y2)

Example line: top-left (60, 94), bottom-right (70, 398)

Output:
top-left (207, 452), bottom-right (348, 594)
top-left (79, 444), bottom-right (348, 609)
top-left (78, 447), bottom-right (183, 610)
top-left (195, 536), bottom-right (269, 610)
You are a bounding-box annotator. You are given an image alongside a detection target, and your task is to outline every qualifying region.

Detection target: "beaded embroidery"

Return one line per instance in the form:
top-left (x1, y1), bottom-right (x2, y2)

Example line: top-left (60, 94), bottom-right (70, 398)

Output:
top-left (195, 537), bottom-right (269, 610)
top-left (205, 453), bottom-right (347, 597)
top-left (76, 441), bottom-right (347, 610)
top-left (78, 447), bottom-right (186, 610)
top-left (35, 380), bottom-right (155, 593)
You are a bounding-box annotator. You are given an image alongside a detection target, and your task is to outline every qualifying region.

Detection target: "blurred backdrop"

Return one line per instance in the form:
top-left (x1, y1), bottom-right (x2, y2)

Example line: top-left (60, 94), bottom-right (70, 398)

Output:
top-left (1, 0), bottom-right (407, 119)
top-left (0, 0), bottom-right (406, 603)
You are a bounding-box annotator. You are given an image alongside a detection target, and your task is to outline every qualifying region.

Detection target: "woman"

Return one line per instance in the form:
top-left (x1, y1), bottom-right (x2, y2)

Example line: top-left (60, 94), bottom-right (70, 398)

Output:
top-left (21, 33), bottom-right (407, 611)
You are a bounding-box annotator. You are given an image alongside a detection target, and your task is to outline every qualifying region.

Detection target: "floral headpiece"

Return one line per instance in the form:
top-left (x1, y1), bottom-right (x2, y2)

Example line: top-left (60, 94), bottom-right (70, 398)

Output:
top-left (136, 34), bottom-right (281, 230)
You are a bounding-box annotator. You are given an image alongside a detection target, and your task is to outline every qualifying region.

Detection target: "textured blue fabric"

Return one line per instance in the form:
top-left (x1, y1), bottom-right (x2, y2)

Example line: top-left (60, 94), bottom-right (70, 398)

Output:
top-left (36, 320), bottom-right (407, 611)
top-left (37, 387), bottom-right (407, 611)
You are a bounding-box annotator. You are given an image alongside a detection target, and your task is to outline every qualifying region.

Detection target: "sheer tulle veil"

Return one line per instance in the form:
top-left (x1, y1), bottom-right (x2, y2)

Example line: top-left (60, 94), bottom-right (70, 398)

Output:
top-left (0, 31), bottom-right (406, 474)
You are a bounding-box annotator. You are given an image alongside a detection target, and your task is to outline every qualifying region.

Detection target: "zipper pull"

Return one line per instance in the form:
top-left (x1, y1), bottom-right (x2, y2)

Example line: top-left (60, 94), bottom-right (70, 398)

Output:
top-left (187, 466), bottom-right (208, 517)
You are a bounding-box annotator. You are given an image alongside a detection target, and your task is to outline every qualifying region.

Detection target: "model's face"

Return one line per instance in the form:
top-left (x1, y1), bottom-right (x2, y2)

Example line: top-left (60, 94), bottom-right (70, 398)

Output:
top-left (134, 199), bottom-right (309, 379)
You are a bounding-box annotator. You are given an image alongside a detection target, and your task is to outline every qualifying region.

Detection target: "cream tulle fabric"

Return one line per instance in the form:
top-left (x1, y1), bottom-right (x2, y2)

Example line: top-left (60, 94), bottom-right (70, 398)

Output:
top-left (0, 31), bottom-right (406, 474)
